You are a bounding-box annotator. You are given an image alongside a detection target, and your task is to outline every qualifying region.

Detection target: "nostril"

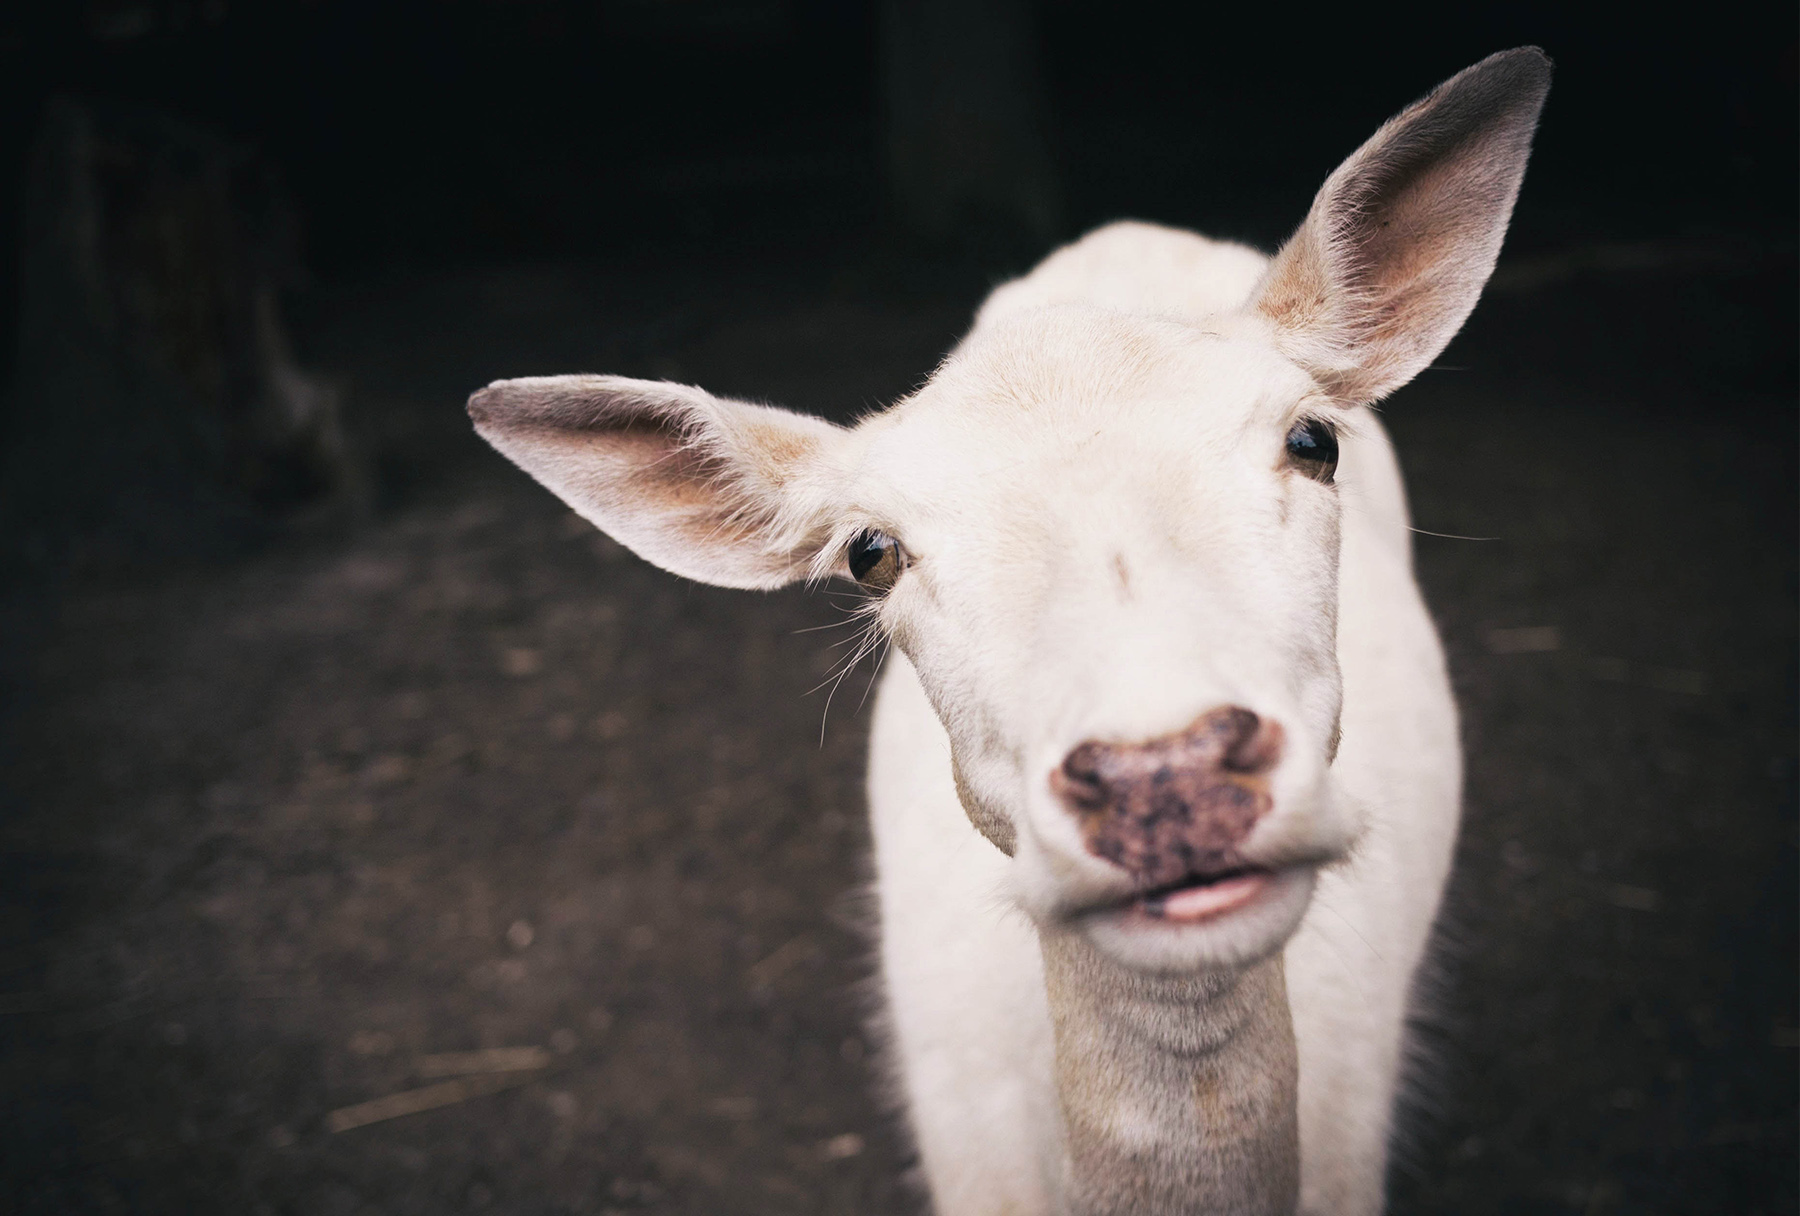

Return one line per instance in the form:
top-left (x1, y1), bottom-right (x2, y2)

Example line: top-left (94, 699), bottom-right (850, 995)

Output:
top-left (1219, 710), bottom-right (1284, 775)
top-left (1052, 743), bottom-right (1111, 812)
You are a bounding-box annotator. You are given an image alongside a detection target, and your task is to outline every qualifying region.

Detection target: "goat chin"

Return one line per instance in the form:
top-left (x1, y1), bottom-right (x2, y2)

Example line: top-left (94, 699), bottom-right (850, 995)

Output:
top-left (1072, 866), bottom-right (1320, 974)
top-left (1008, 832), bottom-right (1329, 975)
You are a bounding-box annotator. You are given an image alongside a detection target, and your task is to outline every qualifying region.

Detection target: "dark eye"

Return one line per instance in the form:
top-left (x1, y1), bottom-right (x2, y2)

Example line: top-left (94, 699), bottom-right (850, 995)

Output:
top-left (1284, 418), bottom-right (1339, 483)
top-left (847, 529), bottom-right (906, 590)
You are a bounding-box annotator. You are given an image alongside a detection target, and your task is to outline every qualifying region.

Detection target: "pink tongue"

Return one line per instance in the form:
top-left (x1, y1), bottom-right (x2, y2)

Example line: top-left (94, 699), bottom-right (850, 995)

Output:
top-left (1153, 872), bottom-right (1270, 922)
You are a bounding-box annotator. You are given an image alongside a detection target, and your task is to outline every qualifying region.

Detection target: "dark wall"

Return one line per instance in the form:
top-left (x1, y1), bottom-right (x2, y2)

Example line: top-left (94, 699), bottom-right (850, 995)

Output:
top-left (0, 2), bottom-right (1793, 405)
top-left (4, 2), bottom-right (1793, 262)
top-left (0, 2), bottom-right (883, 279)
top-left (1041, 4), bottom-right (1795, 250)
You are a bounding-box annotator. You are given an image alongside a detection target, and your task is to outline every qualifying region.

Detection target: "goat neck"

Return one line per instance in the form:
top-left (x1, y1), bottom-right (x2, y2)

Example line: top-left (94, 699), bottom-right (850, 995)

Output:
top-left (1041, 929), bottom-right (1299, 1216)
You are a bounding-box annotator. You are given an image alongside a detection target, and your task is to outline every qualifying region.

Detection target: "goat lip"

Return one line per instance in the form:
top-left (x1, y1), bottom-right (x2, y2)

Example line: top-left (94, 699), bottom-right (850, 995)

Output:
top-left (1132, 870), bottom-right (1274, 924)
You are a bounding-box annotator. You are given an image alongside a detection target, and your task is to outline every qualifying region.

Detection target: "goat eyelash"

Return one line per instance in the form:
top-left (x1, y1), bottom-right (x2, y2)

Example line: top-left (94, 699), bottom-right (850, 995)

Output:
top-left (802, 589), bottom-right (892, 745)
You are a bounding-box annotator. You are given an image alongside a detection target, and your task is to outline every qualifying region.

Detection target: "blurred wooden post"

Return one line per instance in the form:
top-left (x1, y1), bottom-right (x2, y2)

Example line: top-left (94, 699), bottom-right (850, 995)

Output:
top-left (2, 96), bottom-right (364, 566)
top-left (880, 0), bottom-right (1063, 256)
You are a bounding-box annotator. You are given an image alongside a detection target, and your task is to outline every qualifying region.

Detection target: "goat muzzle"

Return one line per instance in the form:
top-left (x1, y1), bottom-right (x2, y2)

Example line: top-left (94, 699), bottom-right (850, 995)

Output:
top-left (1051, 706), bottom-right (1284, 889)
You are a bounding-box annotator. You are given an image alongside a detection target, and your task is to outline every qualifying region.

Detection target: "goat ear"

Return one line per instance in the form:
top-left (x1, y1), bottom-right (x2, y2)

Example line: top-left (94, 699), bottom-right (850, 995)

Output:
top-left (468, 375), bottom-right (845, 590)
top-left (1253, 47), bottom-right (1551, 403)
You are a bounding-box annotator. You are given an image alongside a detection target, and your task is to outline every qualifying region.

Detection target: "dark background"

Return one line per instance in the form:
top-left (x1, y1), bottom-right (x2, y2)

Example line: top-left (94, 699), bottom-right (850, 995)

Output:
top-left (0, 2), bottom-right (1794, 1214)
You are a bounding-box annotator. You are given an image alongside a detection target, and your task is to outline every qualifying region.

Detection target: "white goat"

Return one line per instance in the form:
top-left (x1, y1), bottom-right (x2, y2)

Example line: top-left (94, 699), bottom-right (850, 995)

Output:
top-left (470, 49), bottom-right (1550, 1216)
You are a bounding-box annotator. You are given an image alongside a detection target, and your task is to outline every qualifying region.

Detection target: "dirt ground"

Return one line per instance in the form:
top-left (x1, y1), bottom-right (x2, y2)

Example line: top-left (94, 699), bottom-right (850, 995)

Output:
top-left (1, 236), bottom-right (1794, 1214)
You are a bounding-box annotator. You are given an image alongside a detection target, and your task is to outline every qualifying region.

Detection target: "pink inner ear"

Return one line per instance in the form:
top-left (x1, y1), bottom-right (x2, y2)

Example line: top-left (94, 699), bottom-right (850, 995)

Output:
top-left (555, 419), bottom-right (774, 555)
top-left (1253, 49), bottom-right (1549, 404)
top-left (580, 418), bottom-right (726, 511)
top-left (469, 373), bottom-right (843, 590)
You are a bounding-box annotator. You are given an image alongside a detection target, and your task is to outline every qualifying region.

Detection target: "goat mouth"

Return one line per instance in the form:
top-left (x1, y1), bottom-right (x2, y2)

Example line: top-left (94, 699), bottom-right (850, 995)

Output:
top-left (1130, 869), bottom-right (1274, 923)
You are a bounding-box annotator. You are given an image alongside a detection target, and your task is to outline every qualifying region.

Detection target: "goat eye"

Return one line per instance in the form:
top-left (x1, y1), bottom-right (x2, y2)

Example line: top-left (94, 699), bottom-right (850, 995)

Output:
top-left (1284, 418), bottom-right (1339, 483)
top-left (847, 529), bottom-right (906, 590)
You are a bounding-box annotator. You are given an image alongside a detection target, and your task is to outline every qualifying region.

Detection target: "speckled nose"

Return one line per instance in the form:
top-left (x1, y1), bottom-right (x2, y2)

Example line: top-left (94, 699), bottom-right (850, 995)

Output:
top-left (1049, 707), bottom-right (1284, 886)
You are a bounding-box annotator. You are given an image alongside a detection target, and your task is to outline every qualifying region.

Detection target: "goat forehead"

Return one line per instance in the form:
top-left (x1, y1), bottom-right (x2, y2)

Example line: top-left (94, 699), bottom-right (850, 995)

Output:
top-left (937, 309), bottom-right (1286, 417)
top-left (858, 316), bottom-right (1310, 515)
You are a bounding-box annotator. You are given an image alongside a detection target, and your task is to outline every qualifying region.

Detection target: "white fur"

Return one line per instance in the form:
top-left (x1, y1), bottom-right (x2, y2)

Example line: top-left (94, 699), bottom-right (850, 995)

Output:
top-left (868, 223), bottom-right (1457, 1215)
top-left (468, 49), bottom-right (1549, 1216)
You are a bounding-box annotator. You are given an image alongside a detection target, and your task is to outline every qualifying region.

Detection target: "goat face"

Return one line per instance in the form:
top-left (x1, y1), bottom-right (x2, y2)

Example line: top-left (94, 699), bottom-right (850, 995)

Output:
top-left (470, 46), bottom-right (1550, 975)
top-left (467, 304), bottom-right (1363, 974)
top-left (840, 305), bottom-right (1356, 971)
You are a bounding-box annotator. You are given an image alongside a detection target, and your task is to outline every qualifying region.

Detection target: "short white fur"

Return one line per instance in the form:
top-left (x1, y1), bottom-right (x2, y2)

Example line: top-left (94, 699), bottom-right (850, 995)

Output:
top-left (468, 49), bottom-right (1551, 1216)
